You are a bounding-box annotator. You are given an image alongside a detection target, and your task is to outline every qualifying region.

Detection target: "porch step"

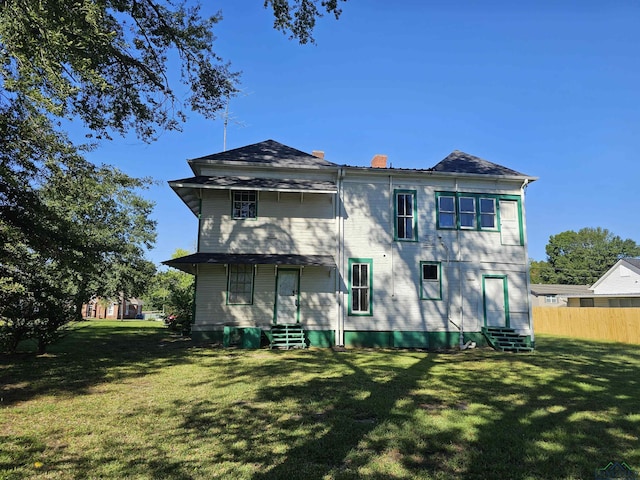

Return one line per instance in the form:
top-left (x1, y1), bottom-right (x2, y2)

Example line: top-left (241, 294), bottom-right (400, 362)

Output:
top-left (482, 327), bottom-right (533, 353)
top-left (270, 324), bottom-right (306, 350)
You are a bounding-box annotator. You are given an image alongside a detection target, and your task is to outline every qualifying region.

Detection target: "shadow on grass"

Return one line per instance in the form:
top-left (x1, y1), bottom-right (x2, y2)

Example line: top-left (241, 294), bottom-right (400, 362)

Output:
top-left (2, 327), bottom-right (640, 479)
top-left (0, 321), bottom-right (194, 406)
top-left (174, 337), bottom-right (640, 479)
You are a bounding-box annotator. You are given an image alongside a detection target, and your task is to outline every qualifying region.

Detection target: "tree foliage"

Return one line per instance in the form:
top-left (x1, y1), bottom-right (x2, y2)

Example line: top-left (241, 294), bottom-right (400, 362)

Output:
top-left (143, 249), bottom-right (194, 333)
top-left (0, 1), bottom-right (345, 352)
top-left (536, 227), bottom-right (640, 285)
top-left (0, 114), bottom-right (157, 352)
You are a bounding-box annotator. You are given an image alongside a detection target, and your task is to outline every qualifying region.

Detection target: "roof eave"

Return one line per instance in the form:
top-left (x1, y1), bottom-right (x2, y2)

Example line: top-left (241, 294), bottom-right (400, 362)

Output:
top-left (168, 181), bottom-right (336, 195)
top-left (342, 165), bottom-right (537, 182)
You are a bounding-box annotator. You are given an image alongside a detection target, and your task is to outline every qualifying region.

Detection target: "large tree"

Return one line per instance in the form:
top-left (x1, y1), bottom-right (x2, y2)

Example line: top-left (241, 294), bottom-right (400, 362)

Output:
top-left (0, 0), bottom-right (345, 141)
top-left (0, 1), bottom-right (344, 351)
top-left (541, 227), bottom-right (640, 285)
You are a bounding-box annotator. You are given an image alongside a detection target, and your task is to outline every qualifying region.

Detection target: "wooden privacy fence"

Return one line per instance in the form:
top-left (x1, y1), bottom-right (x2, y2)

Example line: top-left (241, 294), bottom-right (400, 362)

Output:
top-left (533, 307), bottom-right (640, 344)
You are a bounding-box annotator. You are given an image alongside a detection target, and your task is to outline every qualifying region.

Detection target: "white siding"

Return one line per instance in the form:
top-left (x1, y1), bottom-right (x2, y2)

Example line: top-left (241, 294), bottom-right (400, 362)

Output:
top-left (200, 190), bottom-right (335, 255)
top-left (193, 264), bottom-right (335, 332)
top-left (592, 264), bottom-right (640, 295)
top-left (191, 166), bottom-right (532, 339)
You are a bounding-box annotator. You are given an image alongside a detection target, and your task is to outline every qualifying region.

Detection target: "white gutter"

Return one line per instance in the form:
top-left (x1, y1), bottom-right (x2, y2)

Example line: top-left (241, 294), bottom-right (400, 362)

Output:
top-left (335, 167), bottom-right (346, 346)
top-left (521, 178), bottom-right (534, 344)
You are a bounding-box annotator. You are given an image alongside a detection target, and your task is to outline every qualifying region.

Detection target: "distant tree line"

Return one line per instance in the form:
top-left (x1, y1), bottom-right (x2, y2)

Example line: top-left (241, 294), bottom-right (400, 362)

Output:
top-left (530, 227), bottom-right (640, 285)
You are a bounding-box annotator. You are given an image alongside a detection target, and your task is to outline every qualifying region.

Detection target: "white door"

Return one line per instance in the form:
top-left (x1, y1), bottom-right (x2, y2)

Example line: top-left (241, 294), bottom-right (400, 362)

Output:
top-left (276, 270), bottom-right (300, 324)
top-left (484, 276), bottom-right (508, 327)
top-left (499, 200), bottom-right (521, 245)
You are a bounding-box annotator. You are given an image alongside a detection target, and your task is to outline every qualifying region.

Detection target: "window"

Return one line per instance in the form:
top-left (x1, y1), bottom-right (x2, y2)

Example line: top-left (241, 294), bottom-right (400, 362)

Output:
top-left (420, 261), bottom-right (442, 300)
top-left (438, 195), bottom-right (456, 229)
top-left (107, 304), bottom-right (114, 316)
top-left (232, 191), bottom-right (257, 219)
top-left (579, 298), bottom-right (594, 307)
top-left (349, 258), bottom-right (372, 315)
top-left (544, 295), bottom-right (558, 304)
top-left (609, 298), bottom-right (640, 307)
top-left (227, 264), bottom-right (254, 304)
top-left (395, 190), bottom-right (417, 241)
top-left (459, 197), bottom-right (476, 229)
top-left (436, 192), bottom-right (520, 236)
top-left (479, 198), bottom-right (497, 229)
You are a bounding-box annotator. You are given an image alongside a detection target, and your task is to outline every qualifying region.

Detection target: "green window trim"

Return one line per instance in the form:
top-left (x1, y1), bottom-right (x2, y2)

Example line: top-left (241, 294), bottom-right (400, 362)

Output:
top-left (420, 261), bottom-right (442, 300)
top-left (348, 258), bottom-right (373, 316)
top-left (231, 190), bottom-right (258, 220)
top-left (435, 191), bottom-right (521, 239)
top-left (394, 189), bottom-right (418, 242)
top-left (226, 264), bottom-right (255, 305)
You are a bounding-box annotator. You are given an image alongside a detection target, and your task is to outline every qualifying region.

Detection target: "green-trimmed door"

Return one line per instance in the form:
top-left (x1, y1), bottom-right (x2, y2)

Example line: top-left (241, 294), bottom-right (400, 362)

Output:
top-left (275, 269), bottom-right (300, 324)
top-left (483, 275), bottom-right (509, 327)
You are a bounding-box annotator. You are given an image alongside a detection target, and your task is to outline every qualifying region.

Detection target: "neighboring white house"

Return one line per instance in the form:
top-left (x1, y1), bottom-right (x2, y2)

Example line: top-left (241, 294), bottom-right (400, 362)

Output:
top-left (165, 140), bottom-right (537, 349)
top-left (566, 258), bottom-right (640, 307)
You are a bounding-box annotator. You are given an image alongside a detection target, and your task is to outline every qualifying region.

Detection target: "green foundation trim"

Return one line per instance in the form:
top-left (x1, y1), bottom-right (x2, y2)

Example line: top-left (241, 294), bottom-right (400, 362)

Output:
top-left (344, 331), bottom-right (489, 349)
top-left (306, 330), bottom-right (335, 347)
top-left (192, 328), bottom-right (492, 350)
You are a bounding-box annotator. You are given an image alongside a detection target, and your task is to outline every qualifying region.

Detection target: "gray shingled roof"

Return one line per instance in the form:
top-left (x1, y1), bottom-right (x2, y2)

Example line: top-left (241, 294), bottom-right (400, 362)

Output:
top-left (170, 176), bottom-right (336, 193)
top-left (189, 139), bottom-right (337, 168)
top-left (164, 253), bottom-right (336, 274)
top-left (431, 150), bottom-right (528, 176)
top-left (169, 176), bottom-right (337, 215)
top-left (623, 258), bottom-right (640, 270)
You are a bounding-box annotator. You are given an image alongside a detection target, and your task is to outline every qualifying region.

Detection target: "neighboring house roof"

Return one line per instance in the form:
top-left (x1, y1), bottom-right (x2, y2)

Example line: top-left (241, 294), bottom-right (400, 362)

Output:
top-left (189, 139), bottom-right (338, 169)
top-left (622, 258), bottom-right (640, 270)
top-left (530, 284), bottom-right (592, 296)
top-left (164, 253), bottom-right (336, 275)
top-left (589, 258), bottom-right (640, 293)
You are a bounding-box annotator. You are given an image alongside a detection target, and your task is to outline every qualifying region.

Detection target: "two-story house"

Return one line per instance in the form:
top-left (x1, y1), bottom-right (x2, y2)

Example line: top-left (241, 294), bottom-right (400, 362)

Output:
top-left (165, 140), bottom-right (537, 350)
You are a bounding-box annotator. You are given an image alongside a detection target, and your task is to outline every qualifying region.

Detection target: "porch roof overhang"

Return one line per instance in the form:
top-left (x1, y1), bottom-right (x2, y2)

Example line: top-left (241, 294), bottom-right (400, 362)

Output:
top-left (169, 176), bottom-right (337, 215)
top-left (163, 253), bottom-right (336, 274)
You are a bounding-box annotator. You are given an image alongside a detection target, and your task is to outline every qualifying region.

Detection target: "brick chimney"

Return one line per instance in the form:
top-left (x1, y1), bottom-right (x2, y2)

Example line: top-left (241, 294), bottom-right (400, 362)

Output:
top-left (371, 154), bottom-right (388, 168)
top-left (312, 150), bottom-right (325, 159)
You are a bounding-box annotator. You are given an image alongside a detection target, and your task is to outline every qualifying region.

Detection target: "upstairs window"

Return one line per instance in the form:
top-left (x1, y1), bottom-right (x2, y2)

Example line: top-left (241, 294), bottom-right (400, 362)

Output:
top-left (459, 197), bottom-right (476, 229)
top-left (438, 195), bottom-right (456, 229)
top-left (232, 191), bottom-right (257, 219)
top-left (436, 192), bottom-right (518, 235)
top-left (479, 198), bottom-right (497, 229)
top-left (395, 190), bottom-right (418, 241)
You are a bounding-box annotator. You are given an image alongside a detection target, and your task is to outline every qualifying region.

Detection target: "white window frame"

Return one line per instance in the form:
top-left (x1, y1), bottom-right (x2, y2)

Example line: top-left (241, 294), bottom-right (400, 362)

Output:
top-left (458, 196), bottom-right (476, 229)
top-left (227, 264), bottom-right (254, 305)
top-left (438, 195), bottom-right (456, 229)
top-left (232, 191), bottom-right (257, 219)
top-left (349, 259), bottom-right (372, 316)
top-left (479, 197), bottom-right (497, 230)
top-left (395, 190), bottom-right (417, 241)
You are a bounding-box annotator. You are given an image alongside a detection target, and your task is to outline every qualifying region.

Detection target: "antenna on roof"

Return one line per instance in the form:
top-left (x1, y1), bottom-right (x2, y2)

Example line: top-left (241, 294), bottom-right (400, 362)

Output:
top-left (222, 94), bottom-right (250, 151)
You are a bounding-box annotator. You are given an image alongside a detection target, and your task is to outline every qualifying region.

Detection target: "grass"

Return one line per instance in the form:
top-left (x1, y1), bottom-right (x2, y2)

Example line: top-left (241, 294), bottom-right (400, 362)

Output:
top-left (1, 321), bottom-right (639, 479)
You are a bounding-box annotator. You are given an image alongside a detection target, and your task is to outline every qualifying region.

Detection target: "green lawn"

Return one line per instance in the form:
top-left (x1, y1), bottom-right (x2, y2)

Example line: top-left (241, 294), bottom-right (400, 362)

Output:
top-left (1, 321), bottom-right (639, 480)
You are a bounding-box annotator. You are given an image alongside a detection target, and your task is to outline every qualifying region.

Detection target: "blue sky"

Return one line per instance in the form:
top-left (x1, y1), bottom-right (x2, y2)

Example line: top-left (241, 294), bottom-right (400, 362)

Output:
top-left (80, 1), bottom-right (640, 266)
